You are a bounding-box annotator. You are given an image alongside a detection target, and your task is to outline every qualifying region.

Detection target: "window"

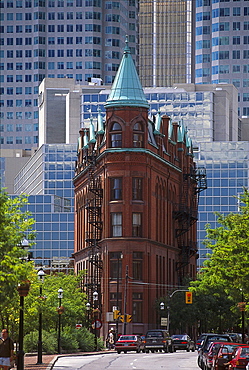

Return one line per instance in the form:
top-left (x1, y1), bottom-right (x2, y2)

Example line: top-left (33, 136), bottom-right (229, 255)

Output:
top-left (233, 22), bottom-right (240, 30)
top-left (233, 36), bottom-right (240, 45)
top-left (132, 213), bottom-right (142, 237)
top-left (67, 37), bottom-right (73, 44)
top-left (7, 137), bottom-right (13, 144)
top-left (67, 24), bottom-right (73, 32)
top-left (133, 252), bottom-right (143, 280)
top-left (233, 65), bottom-right (240, 73)
top-left (110, 178), bottom-right (122, 200)
top-left (132, 178), bottom-right (142, 200)
top-left (233, 50), bottom-right (240, 59)
top-left (109, 252), bottom-right (122, 280)
top-left (67, 49), bottom-right (73, 57)
top-left (233, 7), bottom-right (240, 16)
top-left (132, 293), bottom-right (143, 323)
top-left (133, 122), bottom-right (144, 147)
top-left (244, 50), bottom-right (249, 59)
top-left (111, 213), bottom-right (122, 237)
top-left (110, 122), bottom-right (122, 147)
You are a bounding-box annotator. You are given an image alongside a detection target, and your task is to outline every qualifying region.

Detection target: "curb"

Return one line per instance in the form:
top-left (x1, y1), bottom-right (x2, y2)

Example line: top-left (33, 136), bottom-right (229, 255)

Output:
top-left (49, 350), bottom-right (115, 370)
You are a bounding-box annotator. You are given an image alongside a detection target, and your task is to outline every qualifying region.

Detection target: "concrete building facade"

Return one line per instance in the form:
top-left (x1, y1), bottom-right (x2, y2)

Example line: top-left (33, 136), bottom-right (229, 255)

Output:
top-left (0, 0), bottom-right (138, 150)
top-left (195, 0), bottom-right (249, 118)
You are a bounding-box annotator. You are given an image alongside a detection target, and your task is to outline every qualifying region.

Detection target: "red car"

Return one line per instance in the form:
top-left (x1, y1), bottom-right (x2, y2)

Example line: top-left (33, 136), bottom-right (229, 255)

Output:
top-left (203, 341), bottom-right (228, 370)
top-left (228, 346), bottom-right (249, 370)
top-left (213, 343), bottom-right (248, 370)
top-left (115, 335), bottom-right (145, 354)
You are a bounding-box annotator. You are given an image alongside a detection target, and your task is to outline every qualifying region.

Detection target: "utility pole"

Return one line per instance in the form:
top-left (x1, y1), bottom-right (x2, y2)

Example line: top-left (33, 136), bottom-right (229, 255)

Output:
top-left (123, 265), bottom-right (128, 334)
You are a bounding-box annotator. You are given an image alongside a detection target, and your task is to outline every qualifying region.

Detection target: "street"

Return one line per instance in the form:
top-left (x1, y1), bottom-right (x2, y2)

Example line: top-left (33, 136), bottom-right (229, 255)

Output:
top-left (52, 351), bottom-right (199, 370)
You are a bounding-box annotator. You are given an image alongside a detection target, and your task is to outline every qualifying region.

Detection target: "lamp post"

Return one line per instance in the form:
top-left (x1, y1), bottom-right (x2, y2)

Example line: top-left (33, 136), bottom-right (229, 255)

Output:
top-left (93, 290), bottom-right (98, 351)
top-left (116, 253), bottom-right (123, 340)
top-left (57, 288), bottom-right (63, 354)
top-left (159, 302), bottom-right (165, 329)
top-left (86, 302), bottom-right (91, 329)
top-left (16, 238), bottom-right (31, 370)
top-left (37, 268), bottom-right (45, 365)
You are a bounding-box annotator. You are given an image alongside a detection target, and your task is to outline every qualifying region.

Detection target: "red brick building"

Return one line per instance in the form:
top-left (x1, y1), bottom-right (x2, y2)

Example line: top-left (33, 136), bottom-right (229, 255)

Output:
top-left (73, 41), bottom-right (201, 338)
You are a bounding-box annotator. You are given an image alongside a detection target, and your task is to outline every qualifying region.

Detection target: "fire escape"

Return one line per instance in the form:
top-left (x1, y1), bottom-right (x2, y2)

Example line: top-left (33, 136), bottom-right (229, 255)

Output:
top-left (174, 167), bottom-right (207, 282)
top-left (84, 149), bottom-right (103, 309)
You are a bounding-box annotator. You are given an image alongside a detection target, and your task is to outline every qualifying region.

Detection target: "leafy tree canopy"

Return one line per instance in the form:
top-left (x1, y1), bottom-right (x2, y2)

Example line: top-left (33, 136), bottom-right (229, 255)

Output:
top-left (0, 189), bottom-right (36, 327)
top-left (191, 188), bottom-right (249, 303)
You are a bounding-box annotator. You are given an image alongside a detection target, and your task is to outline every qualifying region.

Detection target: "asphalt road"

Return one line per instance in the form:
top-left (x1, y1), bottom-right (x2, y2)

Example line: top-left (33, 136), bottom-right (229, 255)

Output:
top-left (52, 350), bottom-right (199, 370)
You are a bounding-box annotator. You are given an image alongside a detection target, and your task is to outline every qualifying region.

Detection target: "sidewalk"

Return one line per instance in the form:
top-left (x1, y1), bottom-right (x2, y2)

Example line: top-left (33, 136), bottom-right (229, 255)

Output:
top-left (24, 354), bottom-right (57, 370)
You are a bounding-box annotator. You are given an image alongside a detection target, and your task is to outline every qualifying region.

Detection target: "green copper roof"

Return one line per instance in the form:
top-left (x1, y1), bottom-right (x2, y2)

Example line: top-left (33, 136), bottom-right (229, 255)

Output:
top-left (105, 38), bottom-right (149, 109)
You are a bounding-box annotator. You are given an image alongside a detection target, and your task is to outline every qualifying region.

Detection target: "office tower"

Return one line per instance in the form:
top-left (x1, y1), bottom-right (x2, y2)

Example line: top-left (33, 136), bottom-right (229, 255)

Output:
top-left (14, 143), bottom-right (76, 268)
top-left (195, 0), bottom-right (249, 117)
top-left (0, 0), bottom-right (138, 150)
top-left (138, 0), bottom-right (195, 87)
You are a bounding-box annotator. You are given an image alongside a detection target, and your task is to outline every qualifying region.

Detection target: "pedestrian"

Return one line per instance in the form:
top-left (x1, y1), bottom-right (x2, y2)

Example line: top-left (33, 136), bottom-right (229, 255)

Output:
top-left (107, 329), bottom-right (114, 350)
top-left (0, 329), bottom-right (14, 370)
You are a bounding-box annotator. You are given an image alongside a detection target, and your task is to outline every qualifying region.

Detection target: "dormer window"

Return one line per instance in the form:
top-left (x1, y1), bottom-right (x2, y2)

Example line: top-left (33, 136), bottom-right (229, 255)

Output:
top-left (110, 122), bottom-right (122, 147)
top-left (133, 122), bottom-right (144, 148)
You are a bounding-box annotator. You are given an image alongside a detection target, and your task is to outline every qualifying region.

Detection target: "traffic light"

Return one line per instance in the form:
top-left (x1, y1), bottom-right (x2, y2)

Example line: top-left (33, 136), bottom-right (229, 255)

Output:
top-left (113, 310), bottom-right (120, 320)
top-left (126, 314), bottom-right (132, 322)
top-left (185, 291), bottom-right (192, 304)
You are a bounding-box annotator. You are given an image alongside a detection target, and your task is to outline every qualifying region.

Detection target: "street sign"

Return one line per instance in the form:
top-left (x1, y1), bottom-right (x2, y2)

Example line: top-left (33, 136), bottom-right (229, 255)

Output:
top-left (75, 324), bottom-right (82, 329)
top-left (161, 317), bottom-right (168, 326)
top-left (92, 319), bottom-right (102, 330)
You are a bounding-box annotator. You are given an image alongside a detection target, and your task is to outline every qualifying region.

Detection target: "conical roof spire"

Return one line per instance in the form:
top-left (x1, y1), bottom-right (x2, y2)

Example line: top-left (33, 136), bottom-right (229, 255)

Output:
top-left (105, 37), bottom-right (149, 109)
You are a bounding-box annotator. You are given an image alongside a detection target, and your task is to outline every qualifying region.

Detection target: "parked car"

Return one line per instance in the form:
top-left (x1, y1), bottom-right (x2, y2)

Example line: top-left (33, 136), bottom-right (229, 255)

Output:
top-left (115, 335), bottom-right (145, 354)
top-left (213, 343), bottom-right (249, 370)
top-left (228, 333), bottom-right (242, 343)
top-left (198, 333), bottom-right (232, 369)
top-left (228, 346), bottom-right (249, 369)
top-left (202, 341), bottom-right (227, 370)
top-left (171, 334), bottom-right (195, 352)
top-left (196, 334), bottom-right (211, 350)
top-left (144, 329), bottom-right (174, 353)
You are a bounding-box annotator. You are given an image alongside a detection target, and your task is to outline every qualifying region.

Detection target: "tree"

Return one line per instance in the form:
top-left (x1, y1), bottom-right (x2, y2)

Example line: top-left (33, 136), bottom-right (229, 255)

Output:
top-left (192, 188), bottom-right (249, 299)
top-left (24, 271), bottom-right (87, 335)
top-left (0, 189), bottom-right (35, 329)
top-left (190, 188), bottom-right (249, 334)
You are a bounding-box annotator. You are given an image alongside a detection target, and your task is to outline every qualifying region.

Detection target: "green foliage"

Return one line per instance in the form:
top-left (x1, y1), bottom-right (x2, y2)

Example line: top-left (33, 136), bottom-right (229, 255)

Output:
top-left (24, 330), bottom-right (57, 354)
top-left (189, 188), bottom-right (249, 332)
top-left (0, 189), bottom-right (36, 329)
top-left (24, 271), bottom-right (87, 335)
top-left (60, 327), bottom-right (79, 352)
top-left (23, 327), bottom-right (102, 354)
top-left (75, 327), bottom-right (95, 352)
top-left (192, 188), bottom-right (249, 299)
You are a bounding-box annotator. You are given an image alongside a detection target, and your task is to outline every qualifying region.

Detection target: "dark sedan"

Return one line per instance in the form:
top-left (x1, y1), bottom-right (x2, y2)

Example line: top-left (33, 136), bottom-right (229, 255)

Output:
top-left (171, 334), bottom-right (195, 352)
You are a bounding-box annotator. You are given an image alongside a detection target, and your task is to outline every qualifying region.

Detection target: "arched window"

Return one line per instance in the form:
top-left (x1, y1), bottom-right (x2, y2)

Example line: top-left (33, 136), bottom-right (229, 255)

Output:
top-left (133, 122), bottom-right (144, 147)
top-left (110, 122), bottom-right (122, 147)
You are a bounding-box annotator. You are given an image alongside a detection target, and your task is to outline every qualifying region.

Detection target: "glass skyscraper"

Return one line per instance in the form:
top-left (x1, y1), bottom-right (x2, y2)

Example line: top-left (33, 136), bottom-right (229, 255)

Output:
top-left (138, 0), bottom-right (195, 87)
top-left (14, 143), bottom-right (76, 267)
top-left (195, 0), bottom-right (249, 117)
top-left (0, 0), bottom-right (138, 150)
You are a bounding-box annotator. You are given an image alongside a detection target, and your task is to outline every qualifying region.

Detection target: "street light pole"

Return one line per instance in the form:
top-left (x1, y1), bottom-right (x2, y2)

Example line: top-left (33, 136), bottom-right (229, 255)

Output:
top-left (116, 253), bottom-right (123, 339)
top-left (57, 288), bottom-right (63, 354)
top-left (93, 291), bottom-right (98, 351)
top-left (16, 239), bottom-right (31, 370)
top-left (86, 302), bottom-right (91, 329)
top-left (37, 268), bottom-right (45, 365)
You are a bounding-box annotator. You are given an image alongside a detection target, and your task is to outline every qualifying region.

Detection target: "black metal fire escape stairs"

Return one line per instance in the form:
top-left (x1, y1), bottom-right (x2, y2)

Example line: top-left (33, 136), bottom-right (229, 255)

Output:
top-left (174, 167), bottom-right (207, 281)
top-left (84, 150), bottom-right (103, 309)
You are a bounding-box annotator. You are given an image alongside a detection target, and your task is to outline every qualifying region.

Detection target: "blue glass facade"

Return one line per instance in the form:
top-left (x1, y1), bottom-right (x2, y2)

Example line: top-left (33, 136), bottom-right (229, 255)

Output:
top-left (195, 141), bottom-right (249, 267)
top-left (13, 144), bottom-right (77, 267)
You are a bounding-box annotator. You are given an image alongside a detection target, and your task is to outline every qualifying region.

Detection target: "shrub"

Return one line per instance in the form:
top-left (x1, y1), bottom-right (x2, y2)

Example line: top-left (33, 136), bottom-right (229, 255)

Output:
top-left (24, 331), bottom-right (57, 354)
